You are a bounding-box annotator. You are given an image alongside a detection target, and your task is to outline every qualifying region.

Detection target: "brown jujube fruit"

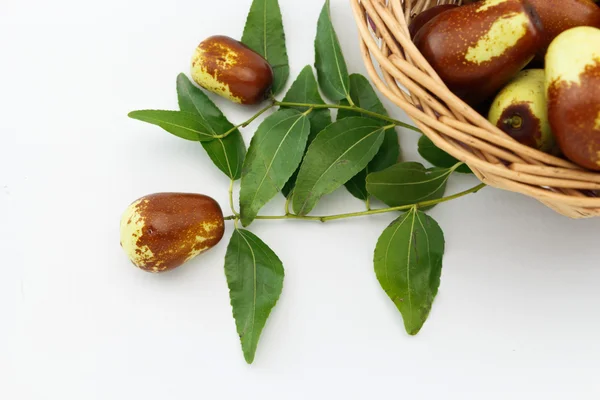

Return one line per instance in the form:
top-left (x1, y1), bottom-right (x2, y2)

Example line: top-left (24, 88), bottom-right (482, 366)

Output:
top-left (496, 104), bottom-right (542, 148)
top-left (413, 0), bottom-right (545, 106)
top-left (528, 0), bottom-right (600, 63)
top-left (548, 66), bottom-right (600, 170)
top-left (191, 35), bottom-right (273, 105)
top-left (546, 27), bottom-right (600, 170)
top-left (409, 4), bottom-right (459, 38)
top-left (120, 193), bottom-right (225, 273)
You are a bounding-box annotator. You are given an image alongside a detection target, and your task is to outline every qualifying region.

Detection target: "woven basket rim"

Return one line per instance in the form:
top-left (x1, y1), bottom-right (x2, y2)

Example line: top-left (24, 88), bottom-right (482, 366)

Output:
top-left (350, 0), bottom-right (600, 218)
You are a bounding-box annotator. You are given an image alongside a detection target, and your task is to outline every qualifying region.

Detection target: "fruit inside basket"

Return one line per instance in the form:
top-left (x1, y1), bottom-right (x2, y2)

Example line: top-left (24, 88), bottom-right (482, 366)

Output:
top-left (351, 0), bottom-right (600, 218)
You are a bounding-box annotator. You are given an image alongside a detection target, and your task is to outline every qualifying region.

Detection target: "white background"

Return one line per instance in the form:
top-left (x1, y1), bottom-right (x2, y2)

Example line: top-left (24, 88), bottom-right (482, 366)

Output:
top-left (2, 0), bottom-right (600, 398)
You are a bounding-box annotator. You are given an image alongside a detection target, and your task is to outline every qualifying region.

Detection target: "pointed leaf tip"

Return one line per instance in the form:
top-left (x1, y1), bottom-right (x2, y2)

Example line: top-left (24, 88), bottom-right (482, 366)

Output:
top-left (374, 209), bottom-right (445, 335)
top-left (128, 110), bottom-right (217, 142)
top-left (314, 0), bottom-right (350, 101)
top-left (225, 229), bottom-right (284, 364)
top-left (242, 0), bottom-right (289, 95)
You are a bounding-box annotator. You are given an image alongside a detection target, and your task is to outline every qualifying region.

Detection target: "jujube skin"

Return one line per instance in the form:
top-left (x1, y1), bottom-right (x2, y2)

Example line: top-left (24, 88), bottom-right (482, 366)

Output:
top-left (120, 193), bottom-right (225, 273)
top-left (545, 26), bottom-right (600, 170)
top-left (413, 0), bottom-right (544, 106)
top-left (191, 35), bottom-right (274, 105)
top-left (408, 4), bottom-right (459, 39)
top-left (527, 0), bottom-right (600, 64)
top-left (488, 69), bottom-right (557, 154)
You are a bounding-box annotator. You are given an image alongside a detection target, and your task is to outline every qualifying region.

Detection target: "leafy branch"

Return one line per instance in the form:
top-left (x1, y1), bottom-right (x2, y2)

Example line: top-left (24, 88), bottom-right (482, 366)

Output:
top-left (275, 100), bottom-right (421, 133)
top-left (217, 103), bottom-right (275, 139)
top-left (130, 99), bottom-right (421, 143)
top-left (125, 0), bottom-right (485, 365)
top-left (129, 94), bottom-right (421, 144)
top-left (224, 182), bottom-right (486, 223)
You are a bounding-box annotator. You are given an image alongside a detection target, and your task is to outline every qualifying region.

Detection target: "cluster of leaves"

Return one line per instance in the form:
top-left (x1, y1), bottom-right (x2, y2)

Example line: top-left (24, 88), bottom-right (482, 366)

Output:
top-left (128, 0), bottom-right (474, 364)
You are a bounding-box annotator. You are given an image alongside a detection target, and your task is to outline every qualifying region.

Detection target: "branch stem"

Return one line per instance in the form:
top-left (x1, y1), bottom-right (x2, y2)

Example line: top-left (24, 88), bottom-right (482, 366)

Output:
top-left (216, 102), bottom-right (275, 139)
top-left (214, 98), bottom-right (422, 140)
top-left (223, 183), bottom-right (486, 223)
top-left (228, 179), bottom-right (238, 217)
top-left (275, 100), bottom-right (421, 133)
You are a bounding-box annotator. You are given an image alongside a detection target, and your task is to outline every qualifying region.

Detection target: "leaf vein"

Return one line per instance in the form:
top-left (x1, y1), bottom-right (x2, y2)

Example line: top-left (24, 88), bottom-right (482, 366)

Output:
top-left (297, 127), bottom-right (383, 214)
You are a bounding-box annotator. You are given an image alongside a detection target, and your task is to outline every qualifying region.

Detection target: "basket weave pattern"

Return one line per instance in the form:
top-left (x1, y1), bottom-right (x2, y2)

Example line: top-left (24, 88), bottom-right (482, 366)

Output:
top-left (351, 0), bottom-right (600, 218)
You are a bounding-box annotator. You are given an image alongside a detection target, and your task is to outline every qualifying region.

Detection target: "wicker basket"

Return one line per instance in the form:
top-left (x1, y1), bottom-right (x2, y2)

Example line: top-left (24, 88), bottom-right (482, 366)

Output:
top-left (350, 0), bottom-right (600, 218)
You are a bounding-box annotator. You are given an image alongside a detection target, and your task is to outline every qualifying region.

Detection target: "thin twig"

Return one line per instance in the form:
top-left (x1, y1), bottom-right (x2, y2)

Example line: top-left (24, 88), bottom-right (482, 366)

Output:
top-left (223, 183), bottom-right (486, 222)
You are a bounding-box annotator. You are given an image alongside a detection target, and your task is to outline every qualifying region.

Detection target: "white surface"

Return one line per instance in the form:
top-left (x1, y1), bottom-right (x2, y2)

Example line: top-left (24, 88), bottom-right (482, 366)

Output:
top-left (2, 1), bottom-right (600, 399)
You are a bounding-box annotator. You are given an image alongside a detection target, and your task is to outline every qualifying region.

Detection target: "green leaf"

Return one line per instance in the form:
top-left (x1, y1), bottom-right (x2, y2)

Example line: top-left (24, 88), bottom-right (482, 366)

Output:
top-left (177, 74), bottom-right (246, 179)
top-left (368, 130), bottom-right (401, 176)
top-left (242, 0), bottom-right (289, 95)
top-left (366, 162), bottom-right (452, 208)
top-left (225, 229), bottom-right (284, 364)
top-left (374, 208), bottom-right (445, 335)
top-left (344, 170), bottom-right (369, 200)
top-left (240, 109), bottom-right (311, 226)
top-left (292, 117), bottom-right (386, 215)
top-left (281, 66), bottom-right (332, 142)
top-left (314, 0), bottom-right (350, 102)
top-left (337, 74), bottom-right (389, 120)
top-left (280, 66), bottom-right (332, 197)
top-left (338, 74), bottom-right (400, 200)
top-left (418, 135), bottom-right (472, 174)
top-left (128, 110), bottom-right (217, 141)
top-left (199, 134), bottom-right (247, 181)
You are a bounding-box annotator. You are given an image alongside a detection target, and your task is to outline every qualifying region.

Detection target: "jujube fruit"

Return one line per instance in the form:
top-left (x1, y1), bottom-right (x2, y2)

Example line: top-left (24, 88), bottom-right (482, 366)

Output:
top-left (408, 4), bottom-right (459, 39)
top-left (120, 193), bottom-right (225, 273)
top-left (413, 0), bottom-right (544, 106)
top-left (488, 69), bottom-right (556, 153)
top-left (545, 26), bottom-right (600, 170)
top-left (191, 35), bottom-right (274, 105)
top-left (528, 0), bottom-right (600, 64)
